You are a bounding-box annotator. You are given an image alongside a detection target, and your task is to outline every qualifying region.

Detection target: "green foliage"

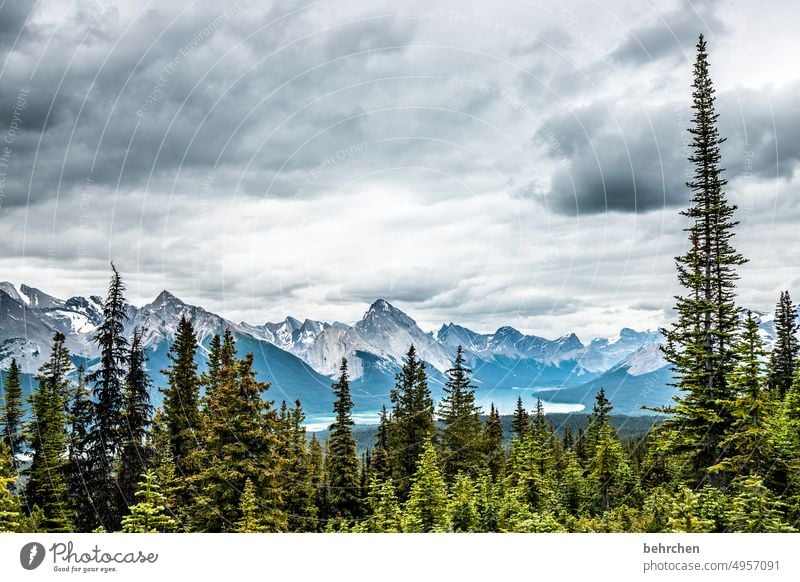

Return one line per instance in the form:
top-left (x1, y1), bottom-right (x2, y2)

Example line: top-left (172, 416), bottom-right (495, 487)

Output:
top-left (768, 291), bottom-right (799, 397)
top-left (0, 441), bottom-right (20, 532)
top-left (371, 406), bottom-right (392, 483)
top-left (65, 367), bottom-right (97, 532)
top-left (118, 329), bottom-right (153, 511)
top-left (87, 263), bottom-right (130, 530)
top-left (665, 487), bottom-right (715, 532)
top-left (728, 475), bottom-right (794, 532)
top-left (189, 343), bottom-right (285, 532)
top-left (358, 477), bottom-right (402, 532)
top-left (26, 332), bottom-right (73, 532)
top-left (661, 35), bottom-right (746, 488)
top-left (403, 440), bottom-right (448, 532)
top-left (235, 478), bottom-right (269, 533)
top-left (715, 312), bottom-right (776, 478)
top-left (281, 401), bottom-right (318, 531)
top-left (448, 473), bottom-right (479, 532)
top-left (160, 316), bottom-right (201, 515)
top-left (121, 470), bottom-right (178, 533)
top-left (1, 358), bottom-right (24, 471)
top-left (438, 346), bottom-right (483, 480)
top-left (389, 345), bottom-right (435, 499)
top-left (483, 403), bottom-right (505, 479)
top-left (325, 359), bottom-right (362, 522)
top-left (511, 396), bottom-right (530, 438)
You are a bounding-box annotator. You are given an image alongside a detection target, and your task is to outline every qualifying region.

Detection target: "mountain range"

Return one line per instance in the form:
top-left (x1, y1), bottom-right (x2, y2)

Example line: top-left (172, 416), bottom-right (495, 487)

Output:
top-left (0, 280), bottom-right (784, 417)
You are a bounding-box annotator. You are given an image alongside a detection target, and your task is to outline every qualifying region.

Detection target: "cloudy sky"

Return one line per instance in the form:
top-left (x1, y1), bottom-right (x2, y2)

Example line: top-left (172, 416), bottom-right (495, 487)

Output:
top-left (1, 0), bottom-right (799, 340)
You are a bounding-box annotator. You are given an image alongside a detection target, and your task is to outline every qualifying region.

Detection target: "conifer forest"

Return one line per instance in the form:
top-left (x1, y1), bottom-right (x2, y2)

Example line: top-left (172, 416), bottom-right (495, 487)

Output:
top-left (2, 36), bottom-right (800, 534)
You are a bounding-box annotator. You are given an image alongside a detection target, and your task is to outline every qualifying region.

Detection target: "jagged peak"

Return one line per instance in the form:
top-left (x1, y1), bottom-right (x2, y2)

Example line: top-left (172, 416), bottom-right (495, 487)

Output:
top-left (151, 289), bottom-right (184, 308)
top-left (493, 325), bottom-right (523, 338)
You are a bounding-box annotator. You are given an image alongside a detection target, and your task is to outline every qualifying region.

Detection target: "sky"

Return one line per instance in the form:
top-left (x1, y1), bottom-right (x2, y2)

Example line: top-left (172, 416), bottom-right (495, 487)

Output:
top-left (0, 0), bottom-right (799, 341)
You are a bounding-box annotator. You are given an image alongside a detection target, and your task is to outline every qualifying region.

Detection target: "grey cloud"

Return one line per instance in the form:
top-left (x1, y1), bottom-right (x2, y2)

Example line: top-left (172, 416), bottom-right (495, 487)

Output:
top-left (533, 101), bottom-right (687, 214)
top-left (609, 0), bottom-right (728, 66)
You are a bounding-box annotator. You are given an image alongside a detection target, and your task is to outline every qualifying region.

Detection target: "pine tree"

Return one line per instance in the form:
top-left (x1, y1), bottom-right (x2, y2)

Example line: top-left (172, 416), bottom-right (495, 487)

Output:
top-left (665, 487), bottom-right (715, 533)
top-left (283, 400), bottom-right (317, 531)
top-left (586, 388), bottom-right (613, 449)
top-left (118, 329), bottom-right (153, 510)
top-left (716, 312), bottom-right (774, 478)
top-left (438, 346), bottom-right (483, 480)
top-left (403, 440), bottom-right (448, 532)
top-left (326, 359), bottom-right (361, 522)
top-left (484, 403), bottom-right (505, 479)
top-left (160, 316), bottom-right (200, 514)
top-left (559, 449), bottom-right (589, 516)
top-left (145, 408), bottom-right (180, 526)
top-left (371, 406), bottom-right (392, 483)
top-left (563, 427), bottom-right (575, 451)
top-left (474, 471), bottom-right (501, 532)
top-left (190, 348), bottom-right (284, 532)
top-left (66, 366), bottom-right (97, 532)
top-left (308, 433), bottom-right (326, 529)
top-left (120, 470), bottom-right (177, 533)
top-left (511, 396), bottom-right (530, 439)
top-left (728, 475), bottom-right (794, 532)
top-left (1, 358), bottom-right (24, 472)
top-left (586, 391), bottom-right (633, 512)
top-left (389, 345), bottom-right (435, 499)
top-left (205, 332), bottom-right (222, 383)
top-left (235, 478), bottom-right (269, 533)
top-left (360, 477), bottom-right (402, 532)
top-left (660, 35), bottom-right (747, 488)
top-left (26, 332), bottom-right (73, 532)
top-left (0, 440), bottom-right (20, 532)
top-left (768, 291), bottom-right (799, 397)
top-left (448, 473), bottom-right (479, 532)
top-left (87, 263), bottom-right (130, 530)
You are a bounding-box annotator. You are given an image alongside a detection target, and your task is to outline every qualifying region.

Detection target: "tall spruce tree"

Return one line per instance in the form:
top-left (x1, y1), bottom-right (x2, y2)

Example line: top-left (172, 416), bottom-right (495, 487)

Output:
top-left (118, 329), bottom-right (153, 510)
top-left (403, 440), bottom-right (448, 532)
top-left (190, 347), bottom-right (284, 532)
top-left (66, 366), bottom-right (97, 532)
top-left (661, 35), bottom-right (746, 487)
top-left (283, 400), bottom-right (317, 531)
top-left (1, 358), bottom-right (24, 472)
top-left (0, 440), bottom-right (20, 532)
top-left (717, 312), bottom-right (774, 479)
top-left (87, 263), bottom-right (130, 529)
top-left (768, 291), bottom-right (799, 397)
top-left (511, 396), bottom-right (530, 439)
top-left (26, 332), bottom-right (73, 532)
top-left (326, 359), bottom-right (361, 522)
top-left (371, 406), bottom-right (392, 483)
top-left (160, 316), bottom-right (200, 513)
top-left (388, 344), bottom-right (435, 499)
top-left (120, 470), bottom-right (177, 533)
top-left (438, 346), bottom-right (483, 480)
top-left (484, 403), bottom-right (505, 479)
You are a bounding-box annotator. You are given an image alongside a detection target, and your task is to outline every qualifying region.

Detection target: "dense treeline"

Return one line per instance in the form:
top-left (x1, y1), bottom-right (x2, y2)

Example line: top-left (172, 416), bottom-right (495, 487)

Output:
top-left (1, 35), bottom-right (799, 533)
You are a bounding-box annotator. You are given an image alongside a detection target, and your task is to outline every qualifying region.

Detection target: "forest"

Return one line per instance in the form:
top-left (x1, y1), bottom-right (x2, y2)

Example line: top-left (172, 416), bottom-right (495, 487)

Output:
top-left (1, 35), bottom-right (799, 533)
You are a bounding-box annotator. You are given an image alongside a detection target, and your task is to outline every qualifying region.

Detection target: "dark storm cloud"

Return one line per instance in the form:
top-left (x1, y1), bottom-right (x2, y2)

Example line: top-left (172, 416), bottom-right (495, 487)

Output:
top-left (536, 80), bottom-right (800, 215)
top-left (720, 82), bottom-right (800, 181)
top-left (0, 1), bottom-right (36, 50)
top-left (609, 0), bottom-right (728, 65)
top-left (533, 101), bottom-right (688, 214)
top-left (0, 1), bottom-right (417, 210)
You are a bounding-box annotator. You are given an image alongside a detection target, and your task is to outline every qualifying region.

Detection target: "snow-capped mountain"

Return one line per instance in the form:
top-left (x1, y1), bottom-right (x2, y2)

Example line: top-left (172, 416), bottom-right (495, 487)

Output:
top-left (13, 278), bottom-right (773, 414)
top-left (579, 328), bottom-right (664, 373)
top-left (301, 299), bottom-right (452, 378)
top-left (239, 316), bottom-right (331, 361)
top-left (436, 321), bottom-right (659, 375)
